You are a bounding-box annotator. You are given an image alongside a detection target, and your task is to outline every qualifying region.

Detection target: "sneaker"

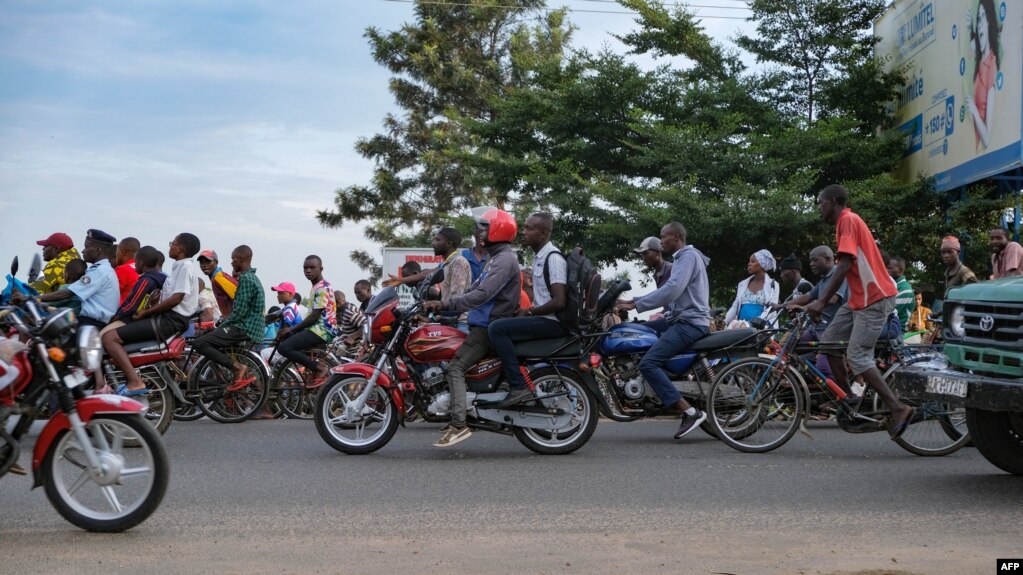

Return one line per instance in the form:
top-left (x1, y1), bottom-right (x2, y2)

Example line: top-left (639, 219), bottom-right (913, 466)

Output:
top-left (497, 388), bottom-right (533, 409)
top-left (433, 426), bottom-right (471, 447)
top-left (673, 410), bottom-right (707, 439)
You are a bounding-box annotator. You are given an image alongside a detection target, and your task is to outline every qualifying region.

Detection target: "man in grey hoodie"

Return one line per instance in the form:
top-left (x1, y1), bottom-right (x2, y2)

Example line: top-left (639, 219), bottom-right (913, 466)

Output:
top-left (617, 221), bottom-right (711, 439)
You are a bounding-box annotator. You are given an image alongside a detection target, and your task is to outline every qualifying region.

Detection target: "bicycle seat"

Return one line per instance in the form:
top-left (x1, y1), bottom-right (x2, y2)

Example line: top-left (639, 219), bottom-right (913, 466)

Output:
top-left (688, 328), bottom-right (758, 352)
top-left (513, 336), bottom-right (580, 358)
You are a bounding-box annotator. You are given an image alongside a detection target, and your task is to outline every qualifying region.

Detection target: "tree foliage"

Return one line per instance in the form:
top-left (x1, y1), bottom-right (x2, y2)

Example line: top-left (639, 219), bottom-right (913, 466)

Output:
top-left (322, 0), bottom-right (1009, 302)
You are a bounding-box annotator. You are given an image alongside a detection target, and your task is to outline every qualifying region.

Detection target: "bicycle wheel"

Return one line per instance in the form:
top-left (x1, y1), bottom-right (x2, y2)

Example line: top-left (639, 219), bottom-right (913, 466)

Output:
top-left (878, 356), bottom-right (970, 456)
top-left (193, 353), bottom-right (269, 423)
top-left (273, 361), bottom-right (316, 420)
top-left (707, 357), bottom-right (805, 453)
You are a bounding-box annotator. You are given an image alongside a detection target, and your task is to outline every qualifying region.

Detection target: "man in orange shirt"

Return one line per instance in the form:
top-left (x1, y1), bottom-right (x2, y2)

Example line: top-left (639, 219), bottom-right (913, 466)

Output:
top-left (806, 184), bottom-right (914, 439)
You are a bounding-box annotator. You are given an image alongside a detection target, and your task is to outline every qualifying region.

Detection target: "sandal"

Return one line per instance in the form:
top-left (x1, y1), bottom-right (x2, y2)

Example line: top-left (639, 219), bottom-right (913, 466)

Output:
top-left (226, 368), bottom-right (257, 392)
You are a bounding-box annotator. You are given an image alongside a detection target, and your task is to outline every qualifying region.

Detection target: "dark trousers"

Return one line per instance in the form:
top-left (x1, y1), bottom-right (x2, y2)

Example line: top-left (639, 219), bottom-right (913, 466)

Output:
top-left (488, 316), bottom-right (568, 390)
top-left (277, 329), bottom-right (325, 371)
top-left (192, 325), bottom-right (252, 370)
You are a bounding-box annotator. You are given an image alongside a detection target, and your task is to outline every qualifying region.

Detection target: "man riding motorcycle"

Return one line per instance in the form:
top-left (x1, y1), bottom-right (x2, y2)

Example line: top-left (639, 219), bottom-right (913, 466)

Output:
top-left (423, 208), bottom-right (521, 448)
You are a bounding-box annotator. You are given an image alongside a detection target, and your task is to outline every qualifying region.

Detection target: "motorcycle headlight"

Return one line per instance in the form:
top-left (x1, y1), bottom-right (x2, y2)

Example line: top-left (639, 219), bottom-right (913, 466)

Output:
top-left (77, 325), bottom-right (102, 370)
top-left (947, 305), bottom-right (965, 338)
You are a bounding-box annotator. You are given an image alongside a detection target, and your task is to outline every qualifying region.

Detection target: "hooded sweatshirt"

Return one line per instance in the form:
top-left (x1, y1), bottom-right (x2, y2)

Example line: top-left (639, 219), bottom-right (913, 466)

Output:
top-left (634, 245), bottom-right (711, 327)
top-left (443, 242), bottom-right (521, 328)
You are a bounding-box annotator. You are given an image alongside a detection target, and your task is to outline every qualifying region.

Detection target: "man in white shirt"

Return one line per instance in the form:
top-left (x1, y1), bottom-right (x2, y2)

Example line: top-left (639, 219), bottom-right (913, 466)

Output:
top-left (487, 213), bottom-right (567, 408)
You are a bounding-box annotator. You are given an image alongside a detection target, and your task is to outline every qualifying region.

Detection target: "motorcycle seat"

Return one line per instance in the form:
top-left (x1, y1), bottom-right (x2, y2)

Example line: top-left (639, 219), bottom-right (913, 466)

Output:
top-left (122, 334), bottom-right (180, 355)
top-left (513, 336), bottom-right (581, 359)
top-left (687, 328), bottom-right (758, 352)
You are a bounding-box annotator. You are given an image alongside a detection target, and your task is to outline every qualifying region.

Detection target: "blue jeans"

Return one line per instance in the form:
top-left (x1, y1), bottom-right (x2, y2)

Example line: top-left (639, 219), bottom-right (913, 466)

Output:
top-left (488, 316), bottom-right (567, 390)
top-left (638, 319), bottom-right (708, 406)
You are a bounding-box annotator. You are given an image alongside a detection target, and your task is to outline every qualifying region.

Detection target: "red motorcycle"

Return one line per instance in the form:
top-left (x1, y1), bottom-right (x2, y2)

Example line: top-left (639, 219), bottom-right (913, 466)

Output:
top-left (1, 295), bottom-right (169, 532)
top-left (313, 275), bottom-right (599, 455)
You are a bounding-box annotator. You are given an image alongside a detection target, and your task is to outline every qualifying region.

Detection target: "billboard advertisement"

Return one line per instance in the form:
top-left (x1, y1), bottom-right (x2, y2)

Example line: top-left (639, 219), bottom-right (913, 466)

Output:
top-left (381, 247), bottom-right (443, 279)
top-left (876, 0), bottom-right (1022, 191)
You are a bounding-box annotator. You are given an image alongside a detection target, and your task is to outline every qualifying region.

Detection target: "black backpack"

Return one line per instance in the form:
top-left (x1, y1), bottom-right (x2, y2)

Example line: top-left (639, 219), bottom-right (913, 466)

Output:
top-left (543, 247), bottom-right (600, 332)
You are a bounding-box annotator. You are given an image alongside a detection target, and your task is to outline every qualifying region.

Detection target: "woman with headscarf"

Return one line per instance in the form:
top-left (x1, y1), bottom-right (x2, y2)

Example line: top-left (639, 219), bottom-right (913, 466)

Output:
top-left (723, 249), bottom-right (780, 328)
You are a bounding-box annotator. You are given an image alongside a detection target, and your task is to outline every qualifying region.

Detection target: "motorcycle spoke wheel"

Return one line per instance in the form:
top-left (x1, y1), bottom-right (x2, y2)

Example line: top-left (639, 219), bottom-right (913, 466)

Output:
top-left (43, 415), bottom-right (169, 532)
top-left (314, 376), bottom-right (398, 455)
top-left (513, 368), bottom-right (598, 455)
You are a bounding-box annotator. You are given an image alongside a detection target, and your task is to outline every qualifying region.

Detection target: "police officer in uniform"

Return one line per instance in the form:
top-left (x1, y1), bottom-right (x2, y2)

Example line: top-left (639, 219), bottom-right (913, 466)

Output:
top-left (37, 229), bottom-right (121, 329)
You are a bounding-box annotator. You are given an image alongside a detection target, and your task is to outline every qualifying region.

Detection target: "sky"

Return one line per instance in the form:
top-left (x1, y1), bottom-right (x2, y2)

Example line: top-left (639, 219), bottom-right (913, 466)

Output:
top-left (0, 0), bottom-right (754, 305)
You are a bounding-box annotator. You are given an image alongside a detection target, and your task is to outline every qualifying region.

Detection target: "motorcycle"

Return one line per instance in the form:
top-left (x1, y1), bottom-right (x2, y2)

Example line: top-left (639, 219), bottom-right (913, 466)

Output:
top-left (1, 258), bottom-right (169, 531)
top-left (313, 271), bottom-right (599, 455)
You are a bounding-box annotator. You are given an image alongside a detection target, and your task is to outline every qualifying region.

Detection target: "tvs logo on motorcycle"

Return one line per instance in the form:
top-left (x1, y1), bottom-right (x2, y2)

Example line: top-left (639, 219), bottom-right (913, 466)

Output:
top-left (979, 315), bottom-right (995, 332)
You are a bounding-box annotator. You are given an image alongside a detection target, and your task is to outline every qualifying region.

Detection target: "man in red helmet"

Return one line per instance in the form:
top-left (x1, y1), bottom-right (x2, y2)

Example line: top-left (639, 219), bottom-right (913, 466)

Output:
top-left (423, 207), bottom-right (522, 447)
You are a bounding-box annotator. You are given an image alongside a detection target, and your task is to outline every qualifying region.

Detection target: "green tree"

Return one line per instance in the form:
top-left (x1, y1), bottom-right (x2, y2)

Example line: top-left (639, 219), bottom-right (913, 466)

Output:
top-left (317, 1), bottom-right (571, 281)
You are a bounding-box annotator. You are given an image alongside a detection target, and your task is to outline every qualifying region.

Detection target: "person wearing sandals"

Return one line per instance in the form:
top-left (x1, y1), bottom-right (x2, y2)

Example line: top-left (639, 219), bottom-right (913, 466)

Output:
top-left (101, 234), bottom-right (200, 399)
top-left (191, 245), bottom-right (266, 389)
top-left (806, 185), bottom-right (914, 440)
top-left (275, 255), bottom-right (337, 387)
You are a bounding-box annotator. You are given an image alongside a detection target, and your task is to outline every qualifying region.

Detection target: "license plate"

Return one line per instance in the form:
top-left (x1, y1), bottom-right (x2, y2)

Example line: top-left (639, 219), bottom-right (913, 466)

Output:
top-left (63, 369), bottom-right (89, 389)
top-left (925, 375), bottom-right (968, 398)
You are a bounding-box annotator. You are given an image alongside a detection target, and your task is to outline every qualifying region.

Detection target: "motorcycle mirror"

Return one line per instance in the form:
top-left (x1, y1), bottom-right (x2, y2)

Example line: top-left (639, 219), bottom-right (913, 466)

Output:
top-left (10, 256), bottom-right (18, 277)
top-left (28, 253), bottom-right (42, 283)
top-left (430, 269), bottom-right (444, 286)
top-left (797, 281), bottom-right (812, 295)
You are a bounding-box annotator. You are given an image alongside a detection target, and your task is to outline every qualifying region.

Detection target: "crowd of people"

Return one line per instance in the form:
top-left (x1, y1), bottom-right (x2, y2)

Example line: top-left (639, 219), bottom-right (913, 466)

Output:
top-left (13, 183), bottom-right (1023, 448)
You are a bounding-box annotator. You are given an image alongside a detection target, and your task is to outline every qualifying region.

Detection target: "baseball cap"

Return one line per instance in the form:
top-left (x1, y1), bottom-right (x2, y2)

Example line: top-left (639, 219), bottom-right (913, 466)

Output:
top-left (633, 237), bottom-right (662, 254)
top-left (271, 281), bottom-right (297, 294)
top-left (197, 249), bottom-right (218, 262)
top-left (36, 232), bottom-right (74, 250)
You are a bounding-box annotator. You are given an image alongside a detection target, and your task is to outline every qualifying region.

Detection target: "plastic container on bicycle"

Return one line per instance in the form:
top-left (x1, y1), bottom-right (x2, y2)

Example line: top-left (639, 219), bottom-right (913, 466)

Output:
top-left (599, 323), bottom-right (698, 375)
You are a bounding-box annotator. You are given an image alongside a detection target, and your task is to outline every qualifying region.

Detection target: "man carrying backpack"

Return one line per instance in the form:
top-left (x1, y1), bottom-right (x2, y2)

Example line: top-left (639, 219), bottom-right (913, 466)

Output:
top-left (616, 221), bottom-right (712, 440)
top-left (488, 213), bottom-right (567, 409)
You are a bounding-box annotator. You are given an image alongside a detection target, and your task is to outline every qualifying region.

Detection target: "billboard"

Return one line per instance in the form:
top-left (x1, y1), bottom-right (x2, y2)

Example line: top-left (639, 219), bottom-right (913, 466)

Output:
top-left (381, 247), bottom-right (443, 280)
top-left (875, 0), bottom-right (1022, 191)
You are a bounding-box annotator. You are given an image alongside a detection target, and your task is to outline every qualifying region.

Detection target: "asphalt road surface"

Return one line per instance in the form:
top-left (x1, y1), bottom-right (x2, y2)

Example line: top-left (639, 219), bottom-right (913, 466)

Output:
top-left (2, 418), bottom-right (1021, 575)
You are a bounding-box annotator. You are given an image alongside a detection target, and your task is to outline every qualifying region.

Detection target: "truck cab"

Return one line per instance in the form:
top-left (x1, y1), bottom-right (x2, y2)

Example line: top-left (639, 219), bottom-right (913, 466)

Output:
top-left (894, 277), bottom-right (1023, 475)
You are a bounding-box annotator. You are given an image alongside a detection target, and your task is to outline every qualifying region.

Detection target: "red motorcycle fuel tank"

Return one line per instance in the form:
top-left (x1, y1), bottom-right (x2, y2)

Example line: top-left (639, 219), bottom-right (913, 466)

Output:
top-left (404, 324), bottom-right (466, 363)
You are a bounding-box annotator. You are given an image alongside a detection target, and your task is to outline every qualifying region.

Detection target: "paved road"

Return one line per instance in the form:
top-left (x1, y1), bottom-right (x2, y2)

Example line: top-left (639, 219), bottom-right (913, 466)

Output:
top-left (2, 418), bottom-right (1021, 575)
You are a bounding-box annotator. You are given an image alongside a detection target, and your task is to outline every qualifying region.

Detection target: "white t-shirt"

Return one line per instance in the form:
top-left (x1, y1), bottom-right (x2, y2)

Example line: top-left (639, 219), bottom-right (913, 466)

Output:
top-left (198, 287), bottom-right (221, 322)
top-left (532, 242), bottom-right (567, 320)
top-left (163, 259), bottom-right (199, 317)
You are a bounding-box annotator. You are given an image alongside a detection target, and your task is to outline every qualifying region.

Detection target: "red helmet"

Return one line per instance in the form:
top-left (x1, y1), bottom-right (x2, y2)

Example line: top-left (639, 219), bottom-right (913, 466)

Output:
top-left (474, 208), bottom-right (518, 244)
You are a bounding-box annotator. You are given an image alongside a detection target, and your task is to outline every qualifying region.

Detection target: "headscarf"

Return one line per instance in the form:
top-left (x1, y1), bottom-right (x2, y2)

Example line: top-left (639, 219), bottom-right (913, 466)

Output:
top-left (753, 249), bottom-right (776, 272)
top-left (940, 236), bottom-right (961, 252)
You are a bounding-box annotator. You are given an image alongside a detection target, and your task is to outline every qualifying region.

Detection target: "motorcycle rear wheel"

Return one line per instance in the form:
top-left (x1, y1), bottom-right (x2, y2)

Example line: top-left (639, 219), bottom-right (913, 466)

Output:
top-left (513, 368), bottom-right (598, 455)
top-left (42, 414), bottom-right (169, 532)
top-left (314, 375), bottom-right (399, 455)
top-left (141, 371), bottom-right (174, 436)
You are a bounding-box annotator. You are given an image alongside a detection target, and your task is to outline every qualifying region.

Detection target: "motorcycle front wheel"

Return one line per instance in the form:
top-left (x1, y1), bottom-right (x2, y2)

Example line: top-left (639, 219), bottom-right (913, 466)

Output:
top-left (314, 375), bottom-right (399, 455)
top-left (513, 367), bottom-right (598, 455)
top-left (42, 414), bottom-right (169, 532)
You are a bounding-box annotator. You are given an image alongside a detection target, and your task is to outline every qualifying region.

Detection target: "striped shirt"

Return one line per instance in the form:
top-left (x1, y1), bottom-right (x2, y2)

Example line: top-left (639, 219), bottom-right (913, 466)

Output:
top-left (336, 301), bottom-right (365, 342)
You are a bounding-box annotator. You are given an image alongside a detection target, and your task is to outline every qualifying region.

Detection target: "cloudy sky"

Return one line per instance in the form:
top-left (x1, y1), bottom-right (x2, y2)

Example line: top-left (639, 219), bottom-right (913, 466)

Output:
top-left (0, 0), bottom-right (753, 304)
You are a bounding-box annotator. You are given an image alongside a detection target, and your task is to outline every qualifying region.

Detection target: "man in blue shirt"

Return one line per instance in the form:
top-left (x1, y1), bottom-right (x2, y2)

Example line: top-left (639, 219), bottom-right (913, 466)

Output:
top-left (36, 229), bottom-right (120, 329)
top-left (616, 221), bottom-right (711, 440)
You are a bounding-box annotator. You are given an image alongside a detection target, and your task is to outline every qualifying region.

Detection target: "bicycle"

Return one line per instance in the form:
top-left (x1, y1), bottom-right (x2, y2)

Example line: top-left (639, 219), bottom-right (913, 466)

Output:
top-left (706, 312), bottom-right (969, 456)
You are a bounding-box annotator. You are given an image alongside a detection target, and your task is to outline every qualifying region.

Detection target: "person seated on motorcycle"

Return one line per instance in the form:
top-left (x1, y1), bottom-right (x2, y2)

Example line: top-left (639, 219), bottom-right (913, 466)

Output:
top-left (197, 249), bottom-right (238, 318)
top-left (386, 228), bottom-right (474, 332)
top-left (723, 249), bottom-right (779, 329)
top-left (48, 258), bottom-right (88, 315)
top-left (103, 245), bottom-right (167, 336)
top-left (275, 256), bottom-right (337, 386)
top-left (615, 221), bottom-right (711, 440)
top-left (33, 229), bottom-right (120, 331)
top-left (191, 245), bottom-right (265, 388)
top-left (30, 232), bottom-right (81, 295)
top-left (488, 212), bottom-right (567, 409)
top-left (422, 208), bottom-right (522, 448)
top-left (101, 234), bottom-right (201, 397)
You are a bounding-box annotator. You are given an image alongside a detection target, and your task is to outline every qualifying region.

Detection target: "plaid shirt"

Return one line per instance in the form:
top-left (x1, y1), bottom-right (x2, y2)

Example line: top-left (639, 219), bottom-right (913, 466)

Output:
top-left (221, 268), bottom-right (265, 343)
top-left (30, 247), bottom-right (81, 295)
